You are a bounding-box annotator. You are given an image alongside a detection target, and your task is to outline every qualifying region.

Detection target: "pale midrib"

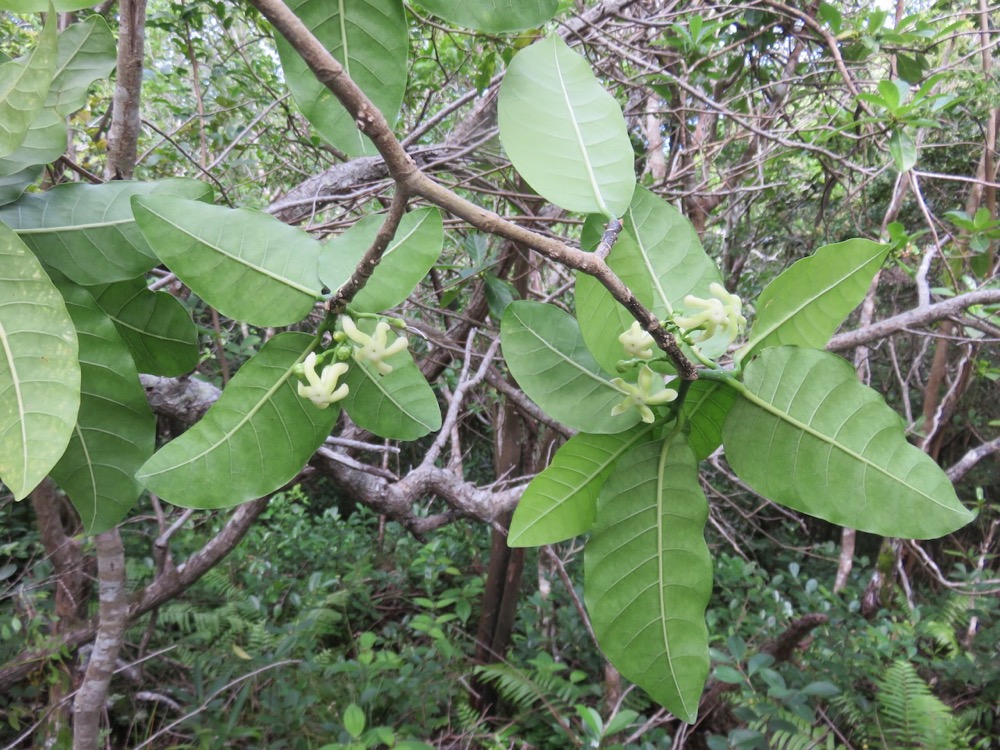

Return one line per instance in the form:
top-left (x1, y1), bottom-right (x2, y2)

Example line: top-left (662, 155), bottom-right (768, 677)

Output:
top-left (149, 207), bottom-right (319, 297)
top-left (552, 42), bottom-right (610, 218)
top-left (519, 315), bottom-right (619, 393)
top-left (72, 423), bottom-right (99, 519)
top-left (361, 357), bottom-right (433, 429)
top-left (0, 319), bottom-right (28, 494)
top-left (734, 379), bottom-right (954, 511)
top-left (141, 345), bottom-right (313, 476)
top-left (15, 216), bottom-right (133, 233)
top-left (656, 437), bottom-right (692, 718)
top-left (627, 206), bottom-right (673, 316)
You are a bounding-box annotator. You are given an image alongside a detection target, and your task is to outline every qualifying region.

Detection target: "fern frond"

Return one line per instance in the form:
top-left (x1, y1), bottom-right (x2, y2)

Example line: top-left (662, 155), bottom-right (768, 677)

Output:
top-left (876, 660), bottom-right (959, 750)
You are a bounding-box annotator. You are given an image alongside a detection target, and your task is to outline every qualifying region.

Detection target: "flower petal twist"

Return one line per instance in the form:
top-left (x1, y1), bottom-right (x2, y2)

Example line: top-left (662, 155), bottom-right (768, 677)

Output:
top-left (619, 321), bottom-right (655, 360)
top-left (673, 282), bottom-right (747, 343)
top-left (297, 352), bottom-right (349, 409)
top-left (609, 364), bottom-right (678, 423)
top-left (341, 316), bottom-right (409, 375)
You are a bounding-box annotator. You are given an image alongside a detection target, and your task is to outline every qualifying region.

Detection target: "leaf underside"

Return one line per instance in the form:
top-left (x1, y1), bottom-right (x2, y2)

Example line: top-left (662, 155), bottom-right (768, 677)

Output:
top-left (418, 0), bottom-right (559, 33)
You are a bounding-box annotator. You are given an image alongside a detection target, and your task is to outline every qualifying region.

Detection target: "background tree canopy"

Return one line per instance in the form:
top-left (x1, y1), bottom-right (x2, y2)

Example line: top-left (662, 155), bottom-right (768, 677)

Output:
top-left (0, 0), bottom-right (998, 748)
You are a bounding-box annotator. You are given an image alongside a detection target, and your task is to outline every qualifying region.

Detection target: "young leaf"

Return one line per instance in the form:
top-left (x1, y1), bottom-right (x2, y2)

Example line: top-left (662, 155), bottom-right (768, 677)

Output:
top-left (342, 351), bottom-right (441, 441)
top-left (0, 178), bottom-right (212, 284)
top-left (0, 12), bottom-right (56, 159)
top-left (87, 276), bottom-right (199, 377)
top-left (585, 434), bottom-right (712, 724)
top-left (737, 239), bottom-right (889, 364)
top-left (498, 35), bottom-right (635, 218)
top-left (501, 300), bottom-right (641, 434)
top-left (50, 284), bottom-right (154, 534)
top-left (0, 223), bottom-right (80, 501)
top-left (319, 208), bottom-right (443, 313)
top-left (136, 333), bottom-right (338, 509)
top-left (47, 16), bottom-right (117, 117)
top-left (417, 0), bottom-right (558, 33)
top-left (132, 195), bottom-right (323, 327)
top-left (508, 423), bottom-right (656, 547)
top-left (683, 380), bottom-right (736, 460)
top-left (274, 0), bottom-right (408, 157)
top-left (723, 347), bottom-right (975, 539)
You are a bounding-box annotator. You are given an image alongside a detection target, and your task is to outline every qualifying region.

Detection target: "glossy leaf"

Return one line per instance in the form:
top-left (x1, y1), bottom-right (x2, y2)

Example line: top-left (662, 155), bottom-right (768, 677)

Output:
top-left (274, 0), bottom-right (408, 156)
top-left (738, 239), bottom-right (888, 364)
top-left (0, 179), bottom-right (212, 284)
top-left (585, 434), bottom-right (712, 723)
top-left (723, 347), bottom-right (975, 539)
top-left (0, 109), bottom-right (66, 176)
top-left (508, 423), bottom-right (655, 547)
top-left (0, 12), bottom-right (56, 159)
top-left (47, 16), bottom-right (116, 117)
top-left (132, 195), bottom-right (323, 326)
top-left (498, 35), bottom-right (635, 218)
top-left (684, 380), bottom-right (735, 460)
top-left (417, 0), bottom-right (558, 33)
top-left (320, 207), bottom-right (443, 313)
top-left (137, 333), bottom-right (338, 509)
top-left (0, 223), bottom-right (79, 500)
top-left (51, 284), bottom-right (154, 534)
top-left (341, 320), bottom-right (441, 440)
top-left (87, 277), bottom-right (199, 376)
top-left (501, 300), bottom-right (640, 434)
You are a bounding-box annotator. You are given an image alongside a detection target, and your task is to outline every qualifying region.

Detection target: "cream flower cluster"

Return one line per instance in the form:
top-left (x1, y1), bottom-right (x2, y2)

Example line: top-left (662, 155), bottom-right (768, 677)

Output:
top-left (618, 321), bottom-right (655, 360)
top-left (296, 353), bottom-right (349, 409)
top-left (610, 364), bottom-right (678, 424)
top-left (341, 316), bottom-right (408, 375)
top-left (673, 282), bottom-right (747, 343)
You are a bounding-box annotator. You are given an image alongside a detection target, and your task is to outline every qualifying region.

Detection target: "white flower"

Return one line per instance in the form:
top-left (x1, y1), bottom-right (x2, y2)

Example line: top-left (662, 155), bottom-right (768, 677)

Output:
top-left (341, 316), bottom-right (409, 375)
top-left (673, 282), bottom-right (747, 343)
top-left (609, 364), bottom-right (678, 423)
top-left (619, 321), bottom-right (655, 360)
top-left (297, 352), bottom-right (349, 409)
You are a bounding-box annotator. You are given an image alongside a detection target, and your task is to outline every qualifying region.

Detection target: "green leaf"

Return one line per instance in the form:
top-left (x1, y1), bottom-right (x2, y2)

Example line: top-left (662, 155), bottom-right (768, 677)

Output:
top-left (87, 277), bottom-right (199, 376)
top-left (0, 223), bottom-right (79, 501)
top-left (483, 273), bottom-right (516, 322)
top-left (274, 0), bottom-right (408, 157)
top-left (0, 178), bottom-right (212, 285)
top-left (501, 300), bottom-right (640, 434)
top-left (47, 16), bottom-right (116, 117)
top-left (341, 325), bottom-right (441, 440)
top-left (498, 35), bottom-right (635, 218)
top-left (416, 0), bottom-right (558, 33)
top-left (0, 0), bottom-right (103, 11)
top-left (508, 423), bottom-right (656, 547)
top-left (320, 208), bottom-right (443, 313)
top-left (0, 108), bottom-right (66, 176)
top-left (683, 380), bottom-right (735, 460)
top-left (889, 128), bottom-right (916, 172)
top-left (585, 434), bottom-right (712, 723)
top-left (136, 332), bottom-right (338, 509)
top-left (0, 12), bottom-right (56, 159)
top-left (723, 347), bottom-right (975, 539)
top-left (50, 284), bottom-right (154, 533)
top-left (738, 239), bottom-right (888, 364)
top-left (132, 195), bottom-right (322, 326)
top-left (342, 703), bottom-right (366, 740)
top-left (0, 165), bottom-right (40, 206)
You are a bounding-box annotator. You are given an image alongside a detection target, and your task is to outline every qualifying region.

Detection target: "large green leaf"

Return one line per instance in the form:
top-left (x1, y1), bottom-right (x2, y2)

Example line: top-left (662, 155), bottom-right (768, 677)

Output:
top-left (417, 0), bottom-right (558, 33)
top-left (585, 434), bottom-right (712, 723)
top-left (341, 320), bottom-right (441, 440)
top-left (501, 300), bottom-right (640, 434)
top-left (136, 332), bottom-right (338, 509)
top-left (0, 0), bottom-right (102, 11)
top-left (50, 284), bottom-right (154, 533)
top-left (575, 188), bottom-right (724, 369)
top-left (274, 0), bottom-right (408, 157)
top-left (0, 13), bottom-right (56, 159)
top-left (87, 277), bottom-right (199, 376)
top-left (738, 239), bottom-right (888, 364)
top-left (0, 179), bottom-right (212, 284)
top-left (0, 109), bottom-right (66, 176)
top-left (319, 207), bottom-right (443, 313)
top-left (0, 223), bottom-right (79, 501)
top-left (47, 16), bottom-right (116, 117)
top-left (0, 166), bottom-right (40, 206)
top-left (498, 35), bottom-right (635, 218)
top-left (723, 347), bottom-right (975, 539)
top-left (683, 380), bottom-right (735, 461)
top-left (508, 423), bottom-right (655, 547)
top-left (132, 195), bottom-right (323, 326)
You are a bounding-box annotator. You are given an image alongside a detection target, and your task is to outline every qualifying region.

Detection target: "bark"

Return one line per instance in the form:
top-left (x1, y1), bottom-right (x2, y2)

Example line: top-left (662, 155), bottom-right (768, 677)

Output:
top-left (72, 529), bottom-right (128, 750)
top-left (106, 0), bottom-right (147, 179)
